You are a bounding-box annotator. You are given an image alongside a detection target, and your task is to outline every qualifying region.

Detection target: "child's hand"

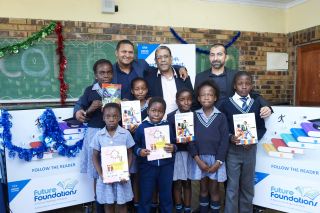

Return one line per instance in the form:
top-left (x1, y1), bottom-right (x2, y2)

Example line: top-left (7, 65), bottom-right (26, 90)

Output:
top-left (230, 135), bottom-right (240, 145)
top-left (75, 109), bottom-right (87, 123)
top-left (119, 178), bottom-right (128, 184)
top-left (197, 159), bottom-right (209, 172)
top-left (207, 162), bottom-right (220, 173)
top-left (87, 100), bottom-right (102, 114)
top-left (243, 144), bottom-right (253, 150)
top-left (129, 125), bottom-right (138, 133)
top-left (164, 144), bottom-right (175, 153)
top-left (260, 106), bottom-right (272, 118)
top-left (139, 149), bottom-right (150, 157)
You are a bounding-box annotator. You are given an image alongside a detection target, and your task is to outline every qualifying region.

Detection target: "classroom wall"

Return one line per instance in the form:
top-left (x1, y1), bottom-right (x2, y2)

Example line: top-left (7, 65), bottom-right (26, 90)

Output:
top-left (0, 18), bottom-right (291, 104)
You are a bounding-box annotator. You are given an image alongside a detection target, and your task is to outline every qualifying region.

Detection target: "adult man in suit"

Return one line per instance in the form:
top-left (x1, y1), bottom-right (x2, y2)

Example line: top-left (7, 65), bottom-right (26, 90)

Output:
top-left (145, 45), bottom-right (194, 116)
top-left (194, 43), bottom-right (271, 118)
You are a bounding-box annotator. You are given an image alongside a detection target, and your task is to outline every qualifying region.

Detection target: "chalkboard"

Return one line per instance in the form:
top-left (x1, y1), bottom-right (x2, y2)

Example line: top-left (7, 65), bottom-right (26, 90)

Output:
top-left (0, 39), bottom-right (117, 103)
top-left (0, 40), bottom-right (238, 103)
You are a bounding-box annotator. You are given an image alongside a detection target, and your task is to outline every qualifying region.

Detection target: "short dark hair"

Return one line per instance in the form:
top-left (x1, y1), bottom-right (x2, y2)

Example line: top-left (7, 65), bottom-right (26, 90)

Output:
top-left (196, 80), bottom-right (220, 100)
top-left (102, 103), bottom-right (121, 115)
top-left (232, 71), bottom-right (253, 87)
top-left (155, 45), bottom-right (172, 59)
top-left (93, 59), bottom-right (113, 74)
top-left (116, 39), bottom-right (134, 51)
top-left (210, 43), bottom-right (227, 55)
top-left (130, 77), bottom-right (149, 90)
top-left (176, 88), bottom-right (193, 100)
top-left (148, 97), bottom-right (166, 111)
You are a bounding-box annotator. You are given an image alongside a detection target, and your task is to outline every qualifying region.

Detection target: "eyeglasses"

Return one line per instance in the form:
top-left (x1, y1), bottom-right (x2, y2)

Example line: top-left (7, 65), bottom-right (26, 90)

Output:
top-left (155, 55), bottom-right (170, 61)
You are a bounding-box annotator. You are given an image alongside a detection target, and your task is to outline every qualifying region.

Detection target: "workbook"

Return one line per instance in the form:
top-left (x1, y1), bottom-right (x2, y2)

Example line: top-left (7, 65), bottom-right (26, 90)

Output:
top-left (121, 100), bottom-right (141, 130)
top-left (101, 145), bottom-right (129, 183)
top-left (233, 113), bottom-right (258, 145)
top-left (144, 125), bottom-right (172, 161)
top-left (101, 83), bottom-right (121, 107)
top-left (174, 112), bottom-right (195, 143)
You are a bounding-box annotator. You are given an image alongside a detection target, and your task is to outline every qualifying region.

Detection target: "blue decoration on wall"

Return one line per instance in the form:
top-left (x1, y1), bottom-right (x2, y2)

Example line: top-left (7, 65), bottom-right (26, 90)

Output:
top-left (169, 27), bottom-right (241, 54)
top-left (0, 109), bottom-right (84, 162)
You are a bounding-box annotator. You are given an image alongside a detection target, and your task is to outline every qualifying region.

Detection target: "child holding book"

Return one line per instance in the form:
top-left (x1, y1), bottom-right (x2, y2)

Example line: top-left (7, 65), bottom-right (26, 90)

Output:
top-left (167, 88), bottom-right (194, 213)
top-left (92, 103), bottom-right (135, 213)
top-left (74, 59), bottom-right (113, 212)
top-left (129, 77), bottom-right (149, 212)
top-left (133, 97), bottom-right (176, 213)
top-left (220, 71), bottom-right (267, 213)
top-left (188, 80), bottom-right (229, 213)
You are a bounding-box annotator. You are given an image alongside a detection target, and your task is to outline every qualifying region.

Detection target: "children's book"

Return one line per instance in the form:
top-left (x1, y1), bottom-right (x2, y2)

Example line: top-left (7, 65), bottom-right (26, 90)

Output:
top-left (301, 122), bottom-right (320, 138)
top-left (174, 112), bottom-right (195, 143)
top-left (144, 125), bottom-right (172, 161)
top-left (101, 83), bottom-right (121, 107)
top-left (233, 113), bottom-right (258, 145)
top-left (290, 128), bottom-right (320, 143)
top-left (271, 138), bottom-right (304, 154)
top-left (262, 143), bottom-right (294, 159)
top-left (280, 133), bottom-right (320, 149)
top-left (101, 145), bottom-right (129, 184)
top-left (121, 100), bottom-right (142, 130)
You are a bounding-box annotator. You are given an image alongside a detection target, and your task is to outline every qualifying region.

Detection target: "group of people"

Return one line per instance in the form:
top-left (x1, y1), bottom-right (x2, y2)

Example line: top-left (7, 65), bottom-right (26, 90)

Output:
top-left (74, 40), bottom-right (272, 213)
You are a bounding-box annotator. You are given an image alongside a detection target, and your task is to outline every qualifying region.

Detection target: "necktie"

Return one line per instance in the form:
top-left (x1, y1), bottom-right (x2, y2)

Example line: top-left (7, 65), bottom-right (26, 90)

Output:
top-left (240, 97), bottom-right (248, 111)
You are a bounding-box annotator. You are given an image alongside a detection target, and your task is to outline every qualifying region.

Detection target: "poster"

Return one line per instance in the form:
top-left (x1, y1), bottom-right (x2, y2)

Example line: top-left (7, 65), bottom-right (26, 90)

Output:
top-left (144, 125), bottom-right (172, 161)
top-left (254, 106), bottom-right (320, 213)
top-left (1, 108), bottom-right (94, 212)
top-left (137, 44), bottom-right (196, 86)
top-left (101, 146), bottom-right (129, 183)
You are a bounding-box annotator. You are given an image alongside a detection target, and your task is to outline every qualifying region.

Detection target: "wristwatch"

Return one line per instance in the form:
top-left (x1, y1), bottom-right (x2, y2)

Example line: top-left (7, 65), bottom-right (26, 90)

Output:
top-left (216, 160), bottom-right (223, 165)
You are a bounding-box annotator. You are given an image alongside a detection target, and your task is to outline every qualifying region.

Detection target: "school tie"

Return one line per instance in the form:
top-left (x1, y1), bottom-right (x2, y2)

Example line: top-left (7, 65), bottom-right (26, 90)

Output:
top-left (240, 97), bottom-right (249, 111)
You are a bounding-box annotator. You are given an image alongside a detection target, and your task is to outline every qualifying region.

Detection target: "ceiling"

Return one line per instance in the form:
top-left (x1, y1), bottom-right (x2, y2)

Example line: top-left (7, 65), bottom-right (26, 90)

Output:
top-left (205, 0), bottom-right (307, 9)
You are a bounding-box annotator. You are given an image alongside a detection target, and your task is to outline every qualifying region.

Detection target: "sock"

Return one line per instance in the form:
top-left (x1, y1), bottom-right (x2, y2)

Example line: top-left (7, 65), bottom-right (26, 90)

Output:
top-left (134, 203), bottom-right (139, 212)
top-left (151, 202), bottom-right (159, 213)
top-left (95, 200), bottom-right (105, 213)
top-left (210, 200), bottom-right (221, 213)
top-left (199, 196), bottom-right (209, 213)
top-left (175, 204), bottom-right (183, 213)
top-left (184, 206), bottom-right (192, 213)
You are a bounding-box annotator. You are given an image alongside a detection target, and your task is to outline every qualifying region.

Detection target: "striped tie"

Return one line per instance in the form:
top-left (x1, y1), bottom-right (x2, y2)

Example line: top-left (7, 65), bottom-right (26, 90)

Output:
top-left (240, 97), bottom-right (248, 111)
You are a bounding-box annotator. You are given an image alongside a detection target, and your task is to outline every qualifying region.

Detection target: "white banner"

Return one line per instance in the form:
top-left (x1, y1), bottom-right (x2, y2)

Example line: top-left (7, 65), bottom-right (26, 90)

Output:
top-left (2, 108), bottom-right (94, 213)
top-left (254, 106), bottom-right (320, 213)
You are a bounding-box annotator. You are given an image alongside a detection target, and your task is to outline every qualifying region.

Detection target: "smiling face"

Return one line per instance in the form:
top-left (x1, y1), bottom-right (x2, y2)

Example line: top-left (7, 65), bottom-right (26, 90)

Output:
top-left (131, 80), bottom-right (148, 101)
top-left (197, 85), bottom-right (217, 109)
top-left (94, 63), bottom-right (113, 85)
top-left (209, 45), bottom-right (227, 70)
top-left (176, 91), bottom-right (193, 112)
top-left (234, 75), bottom-right (253, 97)
top-left (147, 102), bottom-right (165, 124)
top-left (115, 43), bottom-right (134, 66)
top-left (155, 48), bottom-right (172, 72)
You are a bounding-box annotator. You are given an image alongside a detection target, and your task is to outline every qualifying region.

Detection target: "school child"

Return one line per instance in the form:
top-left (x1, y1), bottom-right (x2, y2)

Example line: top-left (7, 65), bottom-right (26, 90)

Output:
top-left (220, 71), bottom-right (267, 213)
top-left (188, 80), bottom-right (229, 213)
top-left (133, 97), bottom-right (176, 213)
top-left (91, 103), bottom-right (135, 213)
top-left (167, 88), bottom-right (194, 213)
top-left (128, 77), bottom-right (149, 212)
top-left (74, 59), bottom-right (114, 212)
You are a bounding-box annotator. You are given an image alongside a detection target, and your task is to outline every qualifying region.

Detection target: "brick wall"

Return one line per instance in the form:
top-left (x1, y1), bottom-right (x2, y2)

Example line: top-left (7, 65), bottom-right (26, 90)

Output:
top-left (1, 17), bottom-right (318, 105)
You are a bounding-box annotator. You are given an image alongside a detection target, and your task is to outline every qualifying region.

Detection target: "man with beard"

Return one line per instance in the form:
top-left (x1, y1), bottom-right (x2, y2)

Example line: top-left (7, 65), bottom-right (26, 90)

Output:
top-left (194, 43), bottom-right (271, 118)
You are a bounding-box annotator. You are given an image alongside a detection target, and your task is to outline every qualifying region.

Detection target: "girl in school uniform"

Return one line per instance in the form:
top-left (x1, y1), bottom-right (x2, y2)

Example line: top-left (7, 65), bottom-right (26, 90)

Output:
top-left (167, 88), bottom-right (194, 213)
top-left (74, 59), bottom-right (114, 212)
top-left (92, 103), bottom-right (135, 213)
top-left (188, 80), bottom-right (229, 213)
top-left (220, 71), bottom-right (267, 213)
top-left (128, 77), bottom-right (149, 212)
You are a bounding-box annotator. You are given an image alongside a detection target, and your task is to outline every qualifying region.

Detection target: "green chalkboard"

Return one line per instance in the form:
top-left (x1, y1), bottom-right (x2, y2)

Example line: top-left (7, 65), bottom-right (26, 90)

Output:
top-left (196, 45), bottom-right (239, 74)
top-left (0, 39), bottom-right (117, 102)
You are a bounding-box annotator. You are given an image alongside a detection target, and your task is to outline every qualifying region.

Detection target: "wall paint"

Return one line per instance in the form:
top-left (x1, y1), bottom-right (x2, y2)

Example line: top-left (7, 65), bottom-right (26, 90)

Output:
top-left (0, 0), bottom-right (318, 33)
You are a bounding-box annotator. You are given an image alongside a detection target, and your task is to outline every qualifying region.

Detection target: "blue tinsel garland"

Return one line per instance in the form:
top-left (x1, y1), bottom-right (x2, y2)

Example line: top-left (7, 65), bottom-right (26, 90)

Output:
top-left (169, 27), bottom-right (241, 54)
top-left (0, 108), bottom-right (83, 161)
